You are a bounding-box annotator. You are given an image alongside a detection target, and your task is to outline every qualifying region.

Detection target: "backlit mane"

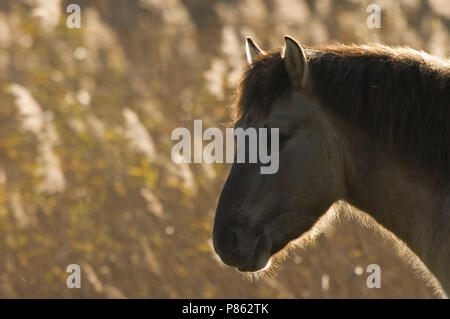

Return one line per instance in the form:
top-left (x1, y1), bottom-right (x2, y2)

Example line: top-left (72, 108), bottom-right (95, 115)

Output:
top-left (233, 44), bottom-right (450, 180)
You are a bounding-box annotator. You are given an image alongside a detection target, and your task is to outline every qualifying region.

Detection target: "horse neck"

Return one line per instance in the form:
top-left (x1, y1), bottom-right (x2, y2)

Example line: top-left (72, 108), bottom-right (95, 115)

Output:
top-left (336, 117), bottom-right (450, 296)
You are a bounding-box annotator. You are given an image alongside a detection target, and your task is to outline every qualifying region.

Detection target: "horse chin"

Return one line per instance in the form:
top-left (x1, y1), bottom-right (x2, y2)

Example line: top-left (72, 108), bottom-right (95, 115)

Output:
top-left (237, 256), bottom-right (271, 273)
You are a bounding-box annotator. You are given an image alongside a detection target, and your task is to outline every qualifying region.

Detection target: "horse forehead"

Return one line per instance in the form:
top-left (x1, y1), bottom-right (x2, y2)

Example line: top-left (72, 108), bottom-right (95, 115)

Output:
top-left (236, 96), bottom-right (294, 128)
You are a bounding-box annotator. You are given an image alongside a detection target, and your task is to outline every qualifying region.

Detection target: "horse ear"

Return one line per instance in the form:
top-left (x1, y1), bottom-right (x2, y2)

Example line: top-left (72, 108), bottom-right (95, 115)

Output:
top-left (246, 37), bottom-right (263, 65)
top-left (282, 36), bottom-right (308, 89)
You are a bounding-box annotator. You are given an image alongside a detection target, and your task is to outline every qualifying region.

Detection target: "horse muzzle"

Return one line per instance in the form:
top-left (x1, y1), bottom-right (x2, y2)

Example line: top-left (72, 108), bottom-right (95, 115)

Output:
top-left (212, 227), bottom-right (272, 272)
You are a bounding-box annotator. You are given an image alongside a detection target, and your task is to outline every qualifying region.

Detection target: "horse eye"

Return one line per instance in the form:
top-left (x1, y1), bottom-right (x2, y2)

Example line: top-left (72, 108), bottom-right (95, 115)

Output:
top-left (278, 132), bottom-right (289, 150)
top-left (263, 125), bottom-right (290, 151)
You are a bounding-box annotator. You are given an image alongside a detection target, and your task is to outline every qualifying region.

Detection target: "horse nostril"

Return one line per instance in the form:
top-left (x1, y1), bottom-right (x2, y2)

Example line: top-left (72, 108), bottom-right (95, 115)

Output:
top-left (233, 202), bottom-right (243, 211)
top-left (230, 231), bottom-right (238, 253)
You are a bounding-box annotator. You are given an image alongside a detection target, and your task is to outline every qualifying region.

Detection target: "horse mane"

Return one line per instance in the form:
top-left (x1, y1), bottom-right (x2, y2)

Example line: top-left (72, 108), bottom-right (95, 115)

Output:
top-left (234, 44), bottom-right (450, 181)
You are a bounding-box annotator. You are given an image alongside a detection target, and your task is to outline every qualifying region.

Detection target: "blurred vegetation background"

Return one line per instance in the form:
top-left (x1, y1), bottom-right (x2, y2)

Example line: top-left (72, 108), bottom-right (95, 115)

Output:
top-left (0, 0), bottom-right (448, 298)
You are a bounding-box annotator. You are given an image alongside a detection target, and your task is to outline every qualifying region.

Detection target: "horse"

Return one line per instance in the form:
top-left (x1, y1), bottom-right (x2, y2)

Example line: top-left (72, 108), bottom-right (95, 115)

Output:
top-left (212, 35), bottom-right (449, 297)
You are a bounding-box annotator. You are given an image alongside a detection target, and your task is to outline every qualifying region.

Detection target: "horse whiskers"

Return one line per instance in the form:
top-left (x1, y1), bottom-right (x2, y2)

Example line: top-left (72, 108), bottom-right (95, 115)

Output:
top-left (240, 227), bottom-right (326, 283)
top-left (240, 260), bottom-right (280, 282)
